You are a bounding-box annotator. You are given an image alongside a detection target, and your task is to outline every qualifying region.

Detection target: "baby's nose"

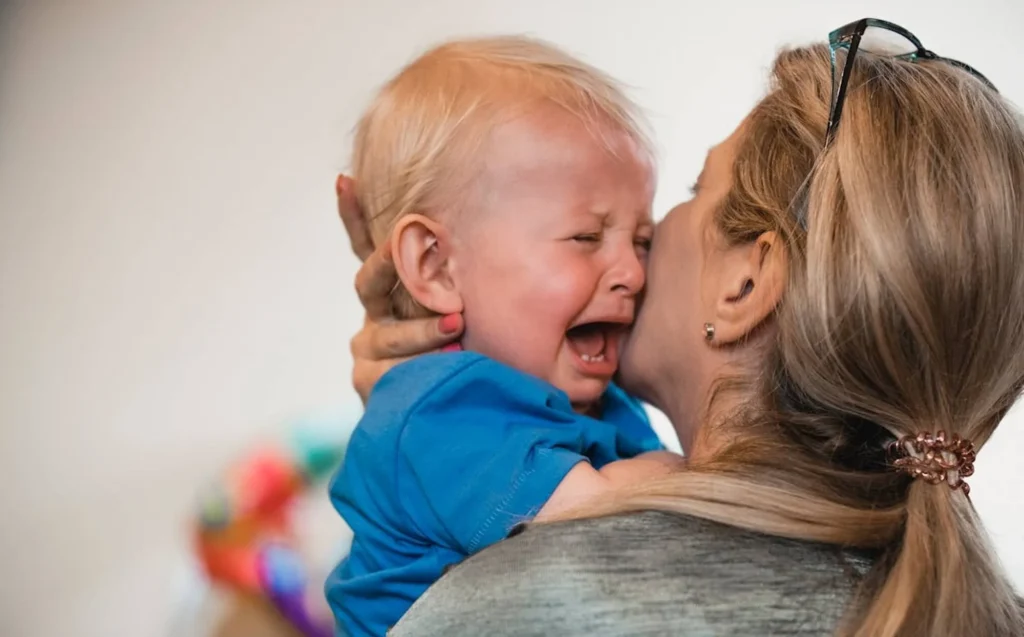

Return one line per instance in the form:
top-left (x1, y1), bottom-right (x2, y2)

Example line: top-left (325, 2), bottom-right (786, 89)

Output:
top-left (607, 249), bottom-right (645, 296)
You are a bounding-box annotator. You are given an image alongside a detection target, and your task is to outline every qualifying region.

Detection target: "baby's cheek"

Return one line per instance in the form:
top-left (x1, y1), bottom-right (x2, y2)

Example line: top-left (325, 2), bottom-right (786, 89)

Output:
top-left (458, 251), bottom-right (601, 376)
top-left (539, 258), bottom-right (601, 299)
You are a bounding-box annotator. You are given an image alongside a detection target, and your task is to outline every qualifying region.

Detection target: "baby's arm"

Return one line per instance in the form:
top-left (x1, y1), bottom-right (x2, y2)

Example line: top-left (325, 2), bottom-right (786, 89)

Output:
top-left (535, 451), bottom-right (686, 521)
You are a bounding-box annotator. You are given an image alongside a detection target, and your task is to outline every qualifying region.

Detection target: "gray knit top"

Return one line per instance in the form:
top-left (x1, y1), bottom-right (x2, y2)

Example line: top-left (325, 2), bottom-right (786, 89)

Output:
top-left (390, 511), bottom-right (876, 636)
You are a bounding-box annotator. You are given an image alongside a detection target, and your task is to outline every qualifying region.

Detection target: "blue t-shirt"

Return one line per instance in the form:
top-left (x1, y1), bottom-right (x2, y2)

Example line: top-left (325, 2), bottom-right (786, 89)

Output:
top-left (325, 351), bottom-right (662, 637)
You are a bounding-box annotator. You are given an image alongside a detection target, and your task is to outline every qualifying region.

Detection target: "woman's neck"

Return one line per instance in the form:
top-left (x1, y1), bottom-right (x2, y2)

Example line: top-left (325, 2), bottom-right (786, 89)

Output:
top-left (659, 354), bottom-right (757, 461)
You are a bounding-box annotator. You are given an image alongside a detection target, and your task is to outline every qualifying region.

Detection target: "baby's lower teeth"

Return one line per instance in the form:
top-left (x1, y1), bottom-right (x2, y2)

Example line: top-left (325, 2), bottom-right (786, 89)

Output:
top-left (580, 353), bottom-right (605, 362)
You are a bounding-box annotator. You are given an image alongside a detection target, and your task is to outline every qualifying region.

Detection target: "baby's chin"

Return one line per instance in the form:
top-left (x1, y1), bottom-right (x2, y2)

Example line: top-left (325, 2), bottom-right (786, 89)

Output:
top-left (565, 378), bottom-right (613, 414)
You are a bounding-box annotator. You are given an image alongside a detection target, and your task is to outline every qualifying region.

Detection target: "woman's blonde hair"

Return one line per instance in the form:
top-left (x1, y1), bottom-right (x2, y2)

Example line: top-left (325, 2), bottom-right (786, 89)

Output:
top-left (351, 35), bottom-right (654, 318)
top-left (581, 45), bottom-right (1024, 636)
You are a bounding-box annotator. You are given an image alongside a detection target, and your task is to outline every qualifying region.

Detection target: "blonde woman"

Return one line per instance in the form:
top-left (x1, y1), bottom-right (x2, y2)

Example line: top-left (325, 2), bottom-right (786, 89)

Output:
top-left (339, 19), bottom-right (1024, 637)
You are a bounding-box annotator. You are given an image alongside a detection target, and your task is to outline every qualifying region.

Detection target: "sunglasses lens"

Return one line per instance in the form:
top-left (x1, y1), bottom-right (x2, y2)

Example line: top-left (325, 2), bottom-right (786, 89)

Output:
top-left (859, 26), bottom-right (918, 56)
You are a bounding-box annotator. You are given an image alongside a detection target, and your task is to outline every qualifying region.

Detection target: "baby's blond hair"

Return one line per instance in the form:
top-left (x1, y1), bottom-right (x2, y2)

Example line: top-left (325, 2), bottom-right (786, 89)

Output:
top-left (351, 35), bottom-right (654, 318)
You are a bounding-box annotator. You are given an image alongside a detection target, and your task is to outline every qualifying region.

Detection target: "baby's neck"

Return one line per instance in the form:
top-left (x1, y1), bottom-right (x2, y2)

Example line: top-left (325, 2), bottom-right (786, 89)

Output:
top-left (573, 401), bottom-right (603, 418)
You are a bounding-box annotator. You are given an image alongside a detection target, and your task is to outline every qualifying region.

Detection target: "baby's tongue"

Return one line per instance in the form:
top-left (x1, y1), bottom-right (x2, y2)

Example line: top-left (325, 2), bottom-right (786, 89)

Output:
top-left (567, 325), bottom-right (607, 357)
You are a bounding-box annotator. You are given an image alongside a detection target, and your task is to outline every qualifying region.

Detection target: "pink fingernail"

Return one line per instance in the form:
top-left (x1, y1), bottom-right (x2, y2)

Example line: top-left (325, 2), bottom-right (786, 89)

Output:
top-left (439, 313), bottom-right (462, 335)
top-left (441, 343), bottom-right (463, 353)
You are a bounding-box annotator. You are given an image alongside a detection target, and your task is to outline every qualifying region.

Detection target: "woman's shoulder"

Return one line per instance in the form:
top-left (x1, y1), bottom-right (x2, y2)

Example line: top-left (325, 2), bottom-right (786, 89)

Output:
top-left (391, 511), bottom-right (875, 637)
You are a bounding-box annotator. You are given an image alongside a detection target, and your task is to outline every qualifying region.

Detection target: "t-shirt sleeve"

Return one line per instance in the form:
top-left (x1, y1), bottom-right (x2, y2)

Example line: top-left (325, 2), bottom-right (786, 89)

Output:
top-left (602, 383), bottom-right (665, 457)
top-left (395, 360), bottom-right (618, 555)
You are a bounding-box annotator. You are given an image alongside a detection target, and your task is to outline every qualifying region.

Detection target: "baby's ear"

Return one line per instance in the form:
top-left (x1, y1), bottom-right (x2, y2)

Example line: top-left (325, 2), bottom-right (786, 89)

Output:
top-left (390, 214), bottom-right (463, 316)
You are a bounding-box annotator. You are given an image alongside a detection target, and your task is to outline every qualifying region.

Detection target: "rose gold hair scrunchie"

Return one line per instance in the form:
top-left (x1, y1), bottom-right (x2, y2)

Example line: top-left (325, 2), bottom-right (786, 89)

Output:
top-left (889, 430), bottom-right (976, 495)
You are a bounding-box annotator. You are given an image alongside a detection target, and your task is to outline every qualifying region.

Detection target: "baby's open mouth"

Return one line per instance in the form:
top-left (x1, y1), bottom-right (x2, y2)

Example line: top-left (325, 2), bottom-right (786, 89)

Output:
top-left (566, 322), bottom-right (625, 363)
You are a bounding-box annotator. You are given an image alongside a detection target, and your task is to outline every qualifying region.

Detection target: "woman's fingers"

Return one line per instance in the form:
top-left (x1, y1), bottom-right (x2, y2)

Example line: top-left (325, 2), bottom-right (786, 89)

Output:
top-left (350, 313), bottom-right (464, 361)
top-left (354, 241), bottom-right (399, 320)
top-left (349, 314), bottom-right (464, 404)
top-left (336, 174), bottom-right (376, 261)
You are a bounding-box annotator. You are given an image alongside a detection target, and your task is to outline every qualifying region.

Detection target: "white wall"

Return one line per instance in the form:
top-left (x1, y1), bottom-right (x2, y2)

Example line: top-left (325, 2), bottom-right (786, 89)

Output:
top-left (1, 1), bottom-right (1022, 636)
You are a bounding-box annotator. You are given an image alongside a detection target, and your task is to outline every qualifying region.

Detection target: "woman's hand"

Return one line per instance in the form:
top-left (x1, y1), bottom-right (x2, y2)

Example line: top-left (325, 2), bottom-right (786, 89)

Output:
top-left (337, 176), bottom-right (464, 403)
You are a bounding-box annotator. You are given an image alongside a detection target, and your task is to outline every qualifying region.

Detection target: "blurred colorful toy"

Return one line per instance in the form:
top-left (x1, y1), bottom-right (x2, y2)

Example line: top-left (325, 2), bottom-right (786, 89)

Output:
top-left (194, 412), bottom-right (351, 637)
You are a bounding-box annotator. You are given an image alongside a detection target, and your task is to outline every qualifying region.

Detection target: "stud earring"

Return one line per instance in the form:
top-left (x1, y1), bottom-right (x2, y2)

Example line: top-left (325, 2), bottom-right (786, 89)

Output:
top-left (703, 322), bottom-right (715, 342)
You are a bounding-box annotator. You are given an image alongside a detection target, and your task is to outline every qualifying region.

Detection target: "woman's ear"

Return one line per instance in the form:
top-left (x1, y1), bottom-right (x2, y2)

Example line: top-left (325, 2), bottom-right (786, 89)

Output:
top-left (390, 214), bottom-right (464, 316)
top-left (710, 231), bottom-right (787, 345)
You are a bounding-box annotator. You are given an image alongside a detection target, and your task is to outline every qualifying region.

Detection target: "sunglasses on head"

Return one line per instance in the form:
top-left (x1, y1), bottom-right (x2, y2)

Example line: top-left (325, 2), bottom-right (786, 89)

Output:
top-left (825, 17), bottom-right (997, 146)
top-left (791, 18), bottom-right (998, 229)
